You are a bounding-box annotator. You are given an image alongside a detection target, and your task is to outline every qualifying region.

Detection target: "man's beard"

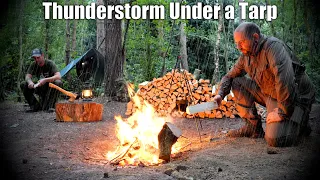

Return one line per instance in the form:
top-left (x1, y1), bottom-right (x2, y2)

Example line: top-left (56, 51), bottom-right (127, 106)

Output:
top-left (241, 49), bottom-right (249, 55)
top-left (241, 40), bottom-right (256, 56)
top-left (37, 61), bottom-right (44, 67)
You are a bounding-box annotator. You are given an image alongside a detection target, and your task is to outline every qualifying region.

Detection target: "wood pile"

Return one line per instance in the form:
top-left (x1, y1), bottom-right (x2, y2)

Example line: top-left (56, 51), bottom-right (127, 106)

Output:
top-left (125, 69), bottom-right (238, 119)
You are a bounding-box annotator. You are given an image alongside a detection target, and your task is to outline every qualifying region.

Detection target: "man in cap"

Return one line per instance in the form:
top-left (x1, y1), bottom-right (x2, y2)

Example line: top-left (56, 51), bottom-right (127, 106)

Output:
top-left (213, 22), bottom-right (315, 147)
top-left (20, 48), bottom-right (62, 112)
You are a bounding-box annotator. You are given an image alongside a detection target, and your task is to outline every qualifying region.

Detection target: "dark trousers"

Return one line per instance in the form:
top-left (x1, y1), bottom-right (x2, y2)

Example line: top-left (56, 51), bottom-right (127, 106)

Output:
top-left (231, 76), bottom-right (278, 120)
top-left (231, 76), bottom-right (315, 147)
top-left (20, 80), bottom-right (63, 111)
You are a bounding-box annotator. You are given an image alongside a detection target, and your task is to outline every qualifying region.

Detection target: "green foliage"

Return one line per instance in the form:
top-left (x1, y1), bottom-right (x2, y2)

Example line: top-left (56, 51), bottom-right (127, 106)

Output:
top-left (124, 0), bottom-right (176, 85)
top-left (0, 0), bottom-right (96, 102)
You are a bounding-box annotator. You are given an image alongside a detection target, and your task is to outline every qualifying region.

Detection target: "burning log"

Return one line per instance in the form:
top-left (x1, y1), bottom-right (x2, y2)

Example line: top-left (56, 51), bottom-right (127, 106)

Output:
top-left (108, 138), bottom-right (138, 165)
top-left (158, 122), bottom-right (182, 162)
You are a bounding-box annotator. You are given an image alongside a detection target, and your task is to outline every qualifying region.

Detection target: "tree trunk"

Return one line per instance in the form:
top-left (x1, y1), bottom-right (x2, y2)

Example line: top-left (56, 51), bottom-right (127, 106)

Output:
top-left (281, 0), bottom-right (285, 41)
top-left (104, 0), bottom-right (124, 97)
top-left (96, 0), bottom-right (105, 55)
top-left (292, 0), bottom-right (297, 52)
top-left (222, 1), bottom-right (229, 73)
top-left (159, 21), bottom-right (167, 77)
top-left (303, 0), bottom-right (314, 64)
top-left (146, 34), bottom-right (152, 79)
top-left (179, 22), bottom-right (188, 71)
top-left (17, 0), bottom-right (24, 102)
top-left (44, 0), bottom-right (49, 59)
top-left (64, 0), bottom-right (71, 80)
top-left (145, 16), bottom-right (152, 80)
top-left (44, 19), bottom-right (49, 59)
top-left (265, 0), bottom-right (276, 37)
top-left (239, 0), bottom-right (245, 23)
top-left (65, 18), bottom-right (71, 80)
top-left (212, 4), bottom-right (223, 85)
top-left (71, 19), bottom-right (77, 58)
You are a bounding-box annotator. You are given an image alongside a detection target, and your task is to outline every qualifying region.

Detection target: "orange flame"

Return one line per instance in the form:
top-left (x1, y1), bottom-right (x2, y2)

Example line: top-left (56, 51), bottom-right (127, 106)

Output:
top-left (106, 83), bottom-right (184, 166)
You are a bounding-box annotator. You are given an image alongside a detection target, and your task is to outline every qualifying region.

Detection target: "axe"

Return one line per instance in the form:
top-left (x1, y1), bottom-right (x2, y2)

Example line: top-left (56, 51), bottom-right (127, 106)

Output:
top-left (49, 83), bottom-right (80, 102)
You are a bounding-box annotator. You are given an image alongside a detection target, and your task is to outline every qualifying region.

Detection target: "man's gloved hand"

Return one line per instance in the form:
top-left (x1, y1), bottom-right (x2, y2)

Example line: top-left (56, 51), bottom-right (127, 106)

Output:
top-left (213, 95), bottom-right (222, 106)
top-left (266, 108), bottom-right (284, 124)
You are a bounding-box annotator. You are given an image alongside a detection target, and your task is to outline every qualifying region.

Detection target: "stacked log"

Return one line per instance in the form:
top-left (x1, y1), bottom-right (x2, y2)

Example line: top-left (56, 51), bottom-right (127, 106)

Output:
top-left (125, 69), bottom-right (238, 119)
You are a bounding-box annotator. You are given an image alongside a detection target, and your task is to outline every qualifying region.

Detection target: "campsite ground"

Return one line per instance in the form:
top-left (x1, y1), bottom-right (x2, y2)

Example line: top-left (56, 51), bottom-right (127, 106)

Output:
top-left (1, 99), bottom-right (319, 180)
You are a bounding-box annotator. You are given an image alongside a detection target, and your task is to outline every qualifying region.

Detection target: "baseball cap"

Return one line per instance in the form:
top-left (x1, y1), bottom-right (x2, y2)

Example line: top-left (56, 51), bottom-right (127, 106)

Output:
top-left (31, 48), bottom-right (42, 57)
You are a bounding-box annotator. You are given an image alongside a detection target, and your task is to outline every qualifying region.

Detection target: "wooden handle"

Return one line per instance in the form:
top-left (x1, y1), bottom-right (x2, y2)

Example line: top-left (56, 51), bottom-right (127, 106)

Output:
top-left (49, 83), bottom-right (77, 99)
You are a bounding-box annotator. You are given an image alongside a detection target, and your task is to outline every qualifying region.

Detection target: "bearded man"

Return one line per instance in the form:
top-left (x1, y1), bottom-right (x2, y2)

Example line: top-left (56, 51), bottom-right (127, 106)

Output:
top-left (213, 22), bottom-right (315, 147)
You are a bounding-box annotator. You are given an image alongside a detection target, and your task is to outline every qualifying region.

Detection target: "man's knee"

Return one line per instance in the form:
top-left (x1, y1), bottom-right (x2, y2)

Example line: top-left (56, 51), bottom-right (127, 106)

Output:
top-left (236, 104), bottom-right (260, 120)
top-left (20, 81), bottom-right (27, 90)
top-left (265, 121), bottom-right (299, 147)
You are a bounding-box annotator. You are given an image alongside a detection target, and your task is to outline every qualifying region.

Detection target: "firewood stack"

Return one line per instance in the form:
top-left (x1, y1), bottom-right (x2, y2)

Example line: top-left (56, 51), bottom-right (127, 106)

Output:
top-left (125, 69), bottom-right (238, 119)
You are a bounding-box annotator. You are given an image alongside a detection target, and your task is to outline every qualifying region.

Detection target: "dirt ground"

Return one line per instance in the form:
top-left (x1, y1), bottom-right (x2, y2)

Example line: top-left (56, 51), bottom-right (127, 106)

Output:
top-left (0, 98), bottom-right (319, 180)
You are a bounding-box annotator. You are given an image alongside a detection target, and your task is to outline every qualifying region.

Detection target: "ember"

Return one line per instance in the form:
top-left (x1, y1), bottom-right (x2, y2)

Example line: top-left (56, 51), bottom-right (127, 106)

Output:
top-left (106, 84), bottom-right (184, 166)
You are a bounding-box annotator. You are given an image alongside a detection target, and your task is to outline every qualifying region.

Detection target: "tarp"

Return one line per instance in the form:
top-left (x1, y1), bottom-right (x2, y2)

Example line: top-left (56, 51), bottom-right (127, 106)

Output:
top-left (59, 49), bottom-right (90, 77)
top-left (59, 48), bottom-right (105, 85)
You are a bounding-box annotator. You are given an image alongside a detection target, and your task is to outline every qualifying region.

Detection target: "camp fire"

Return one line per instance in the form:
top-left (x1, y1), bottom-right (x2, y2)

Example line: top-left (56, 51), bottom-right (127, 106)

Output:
top-left (105, 84), bottom-right (183, 166)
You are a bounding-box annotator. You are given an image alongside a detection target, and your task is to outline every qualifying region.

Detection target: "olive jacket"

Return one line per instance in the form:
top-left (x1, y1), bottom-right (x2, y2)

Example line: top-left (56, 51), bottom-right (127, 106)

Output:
top-left (218, 34), bottom-right (315, 118)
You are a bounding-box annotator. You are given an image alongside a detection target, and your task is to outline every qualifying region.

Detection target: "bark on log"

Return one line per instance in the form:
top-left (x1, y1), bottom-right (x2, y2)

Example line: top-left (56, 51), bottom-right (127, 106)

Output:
top-left (55, 101), bottom-right (103, 122)
top-left (158, 122), bottom-right (182, 162)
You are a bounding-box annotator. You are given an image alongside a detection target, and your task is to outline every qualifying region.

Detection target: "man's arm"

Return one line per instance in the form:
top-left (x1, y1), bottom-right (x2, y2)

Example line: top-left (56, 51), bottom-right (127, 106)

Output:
top-left (25, 74), bottom-right (35, 89)
top-left (46, 72), bottom-right (61, 82)
top-left (217, 57), bottom-right (246, 99)
top-left (267, 42), bottom-right (295, 117)
top-left (37, 72), bottom-right (61, 87)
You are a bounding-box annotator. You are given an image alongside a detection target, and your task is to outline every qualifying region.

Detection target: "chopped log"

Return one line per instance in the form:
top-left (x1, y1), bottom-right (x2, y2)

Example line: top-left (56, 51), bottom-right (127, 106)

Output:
top-left (158, 122), bottom-right (182, 162)
top-left (225, 111), bottom-right (232, 118)
top-left (215, 110), bottom-right (223, 119)
top-left (55, 101), bottom-right (103, 122)
top-left (193, 93), bottom-right (201, 100)
top-left (197, 112), bottom-right (205, 118)
top-left (208, 112), bottom-right (216, 118)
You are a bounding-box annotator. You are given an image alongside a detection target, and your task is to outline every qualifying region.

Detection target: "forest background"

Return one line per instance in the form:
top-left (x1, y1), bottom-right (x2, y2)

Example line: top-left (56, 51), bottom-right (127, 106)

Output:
top-left (0, 0), bottom-right (319, 103)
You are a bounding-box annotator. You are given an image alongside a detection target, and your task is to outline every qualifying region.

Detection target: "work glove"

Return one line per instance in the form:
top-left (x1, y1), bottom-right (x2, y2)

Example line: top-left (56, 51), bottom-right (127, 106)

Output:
top-left (213, 95), bottom-right (222, 106)
top-left (266, 108), bottom-right (284, 124)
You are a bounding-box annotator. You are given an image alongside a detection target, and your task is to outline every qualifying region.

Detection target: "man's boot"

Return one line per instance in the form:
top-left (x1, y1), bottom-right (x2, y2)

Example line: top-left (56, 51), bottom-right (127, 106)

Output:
top-left (227, 119), bottom-right (265, 138)
top-left (298, 122), bottom-right (312, 137)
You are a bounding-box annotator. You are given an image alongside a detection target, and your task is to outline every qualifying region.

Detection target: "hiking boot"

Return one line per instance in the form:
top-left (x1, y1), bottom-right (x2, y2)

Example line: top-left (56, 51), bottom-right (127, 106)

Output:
top-left (27, 103), bottom-right (40, 112)
top-left (227, 119), bottom-right (265, 138)
top-left (45, 108), bottom-right (55, 113)
top-left (299, 123), bottom-right (312, 137)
